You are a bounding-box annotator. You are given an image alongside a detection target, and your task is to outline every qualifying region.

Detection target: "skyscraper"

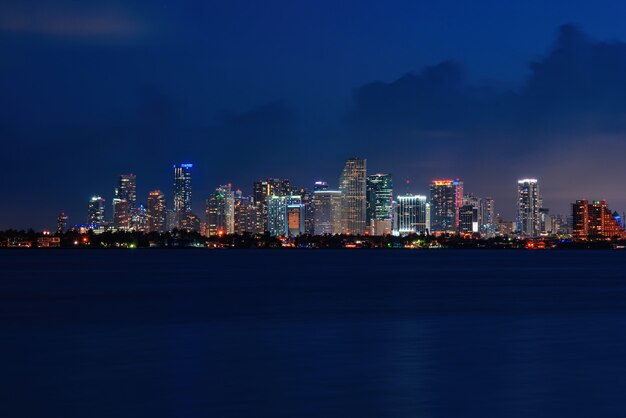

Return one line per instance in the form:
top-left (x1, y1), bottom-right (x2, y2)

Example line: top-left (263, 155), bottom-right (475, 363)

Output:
top-left (573, 199), bottom-right (624, 239)
top-left (233, 191), bottom-right (261, 234)
top-left (56, 211), bottom-right (68, 233)
top-left (366, 174), bottom-right (393, 234)
top-left (116, 174), bottom-right (137, 211)
top-left (173, 164), bottom-right (193, 227)
top-left (205, 184), bottom-right (235, 236)
top-left (253, 178), bottom-right (292, 232)
top-left (339, 158), bottom-right (367, 235)
top-left (517, 179), bottom-right (540, 237)
top-left (87, 196), bottom-right (106, 227)
top-left (147, 190), bottom-right (167, 233)
top-left (313, 190), bottom-right (342, 235)
top-left (112, 198), bottom-right (130, 230)
top-left (459, 204), bottom-right (479, 234)
top-left (396, 194), bottom-right (427, 235)
top-left (429, 179), bottom-right (463, 233)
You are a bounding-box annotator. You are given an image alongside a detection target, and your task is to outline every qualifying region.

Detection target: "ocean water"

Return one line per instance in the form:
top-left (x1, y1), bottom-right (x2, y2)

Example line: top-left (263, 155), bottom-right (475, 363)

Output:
top-left (2, 250), bottom-right (626, 417)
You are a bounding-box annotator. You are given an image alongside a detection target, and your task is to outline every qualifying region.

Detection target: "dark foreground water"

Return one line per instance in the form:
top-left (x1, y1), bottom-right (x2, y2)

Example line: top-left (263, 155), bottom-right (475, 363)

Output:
top-left (2, 250), bottom-right (626, 417)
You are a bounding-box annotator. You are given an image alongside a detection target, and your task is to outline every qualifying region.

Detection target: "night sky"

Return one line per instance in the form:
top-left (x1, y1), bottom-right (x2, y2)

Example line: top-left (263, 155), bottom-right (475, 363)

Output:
top-left (3, 0), bottom-right (626, 229)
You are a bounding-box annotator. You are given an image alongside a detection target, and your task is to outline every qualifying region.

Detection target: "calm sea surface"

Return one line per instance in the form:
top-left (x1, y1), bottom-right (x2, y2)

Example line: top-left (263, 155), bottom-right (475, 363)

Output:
top-left (2, 250), bottom-right (626, 417)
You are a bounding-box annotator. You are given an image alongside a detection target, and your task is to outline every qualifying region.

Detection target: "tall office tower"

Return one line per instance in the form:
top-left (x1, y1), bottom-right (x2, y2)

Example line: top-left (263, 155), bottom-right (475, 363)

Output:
top-left (205, 184), bottom-right (235, 236)
top-left (112, 198), bottom-right (130, 230)
top-left (517, 179), bottom-right (540, 237)
top-left (366, 174), bottom-right (393, 235)
top-left (296, 187), bottom-right (315, 235)
top-left (147, 190), bottom-right (167, 233)
top-left (56, 211), bottom-right (68, 233)
top-left (116, 174), bottom-right (137, 211)
top-left (396, 194), bottom-right (427, 235)
top-left (165, 209), bottom-right (178, 232)
top-left (484, 197), bottom-right (495, 225)
top-left (339, 158), bottom-right (367, 234)
top-left (173, 164), bottom-right (193, 227)
top-left (234, 191), bottom-right (261, 234)
top-left (314, 181), bottom-right (329, 191)
top-left (253, 178), bottom-right (292, 231)
top-left (573, 199), bottom-right (624, 239)
top-left (313, 190), bottom-right (343, 235)
top-left (429, 179), bottom-right (463, 233)
top-left (266, 195), bottom-right (303, 236)
top-left (131, 204), bottom-right (148, 232)
top-left (459, 204), bottom-right (479, 234)
top-left (287, 196), bottom-right (305, 236)
top-left (88, 196), bottom-right (106, 227)
top-left (538, 207), bottom-right (550, 234)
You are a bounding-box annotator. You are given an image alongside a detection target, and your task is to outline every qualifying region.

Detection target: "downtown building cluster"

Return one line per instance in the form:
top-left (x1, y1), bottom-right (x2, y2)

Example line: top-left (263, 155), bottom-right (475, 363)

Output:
top-left (57, 158), bottom-right (625, 241)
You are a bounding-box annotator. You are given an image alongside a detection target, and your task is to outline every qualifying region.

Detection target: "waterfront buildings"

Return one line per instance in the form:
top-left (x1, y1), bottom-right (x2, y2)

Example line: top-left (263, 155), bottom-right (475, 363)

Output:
top-left (147, 190), bottom-right (167, 233)
top-left (173, 164), bottom-right (193, 228)
top-left (56, 211), bottom-right (68, 233)
top-left (339, 158), bottom-right (367, 235)
top-left (266, 195), bottom-right (303, 236)
top-left (366, 174), bottom-right (393, 235)
top-left (572, 199), bottom-right (624, 239)
top-left (395, 194), bottom-right (427, 235)
top-left (517, 179), bottom-right (540, 237)
top-left (313, 189), bottom-right (342, 235)
top-left (87, 196), bottom-right (106, 227)
top-left (233, 191), bottom-right (261, 234)
top-left (112, 198), bottom-right (130, 230)
top-left (205, 184), bottom-right (235, 236)
top-left (429, 179), bottom-right (463, 233)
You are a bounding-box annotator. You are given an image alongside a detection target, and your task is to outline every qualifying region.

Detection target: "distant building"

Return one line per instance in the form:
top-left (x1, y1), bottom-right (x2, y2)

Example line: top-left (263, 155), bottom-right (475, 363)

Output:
top-left (147, 190), bottom-right (167, 233)
top-left (572, 199), bottom-right (624, 239)
top-left (517, 179), bottom-right (540, 237)
top-left (233, 191), bottom-right (261, 234)
top-left (339, 158), bottom-right (367, 234)
top-left (366, 174), bottom-right (393, 234)
top-left (429, 179), bottom-right (463, 233)
top-left (87, 196), bottom-right (106, 228)
top-left (173, 164), bottom-right (193, 227)
top-left (395, 194), bottom-right (427, 235)
top-left (253, 178), bottom-right (292, 232)
top-left (116, 174), bottom-right (137, 211)
top-left (205, 184), bottom-right (235, 236)
top-left (56, 211), bottom-right (68, 233)
top-left (314, 181), bottom-right (329, 191)
top-left (313, 190), bottom-right (342, 235)
top-left (459, 204), bottom-right (478, 234)
top-left (112, 198), bottom-right (130, 230)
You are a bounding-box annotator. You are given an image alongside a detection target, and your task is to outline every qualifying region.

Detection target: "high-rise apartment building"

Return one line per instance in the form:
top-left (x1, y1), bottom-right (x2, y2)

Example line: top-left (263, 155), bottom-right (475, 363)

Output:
top-left (88, 196), bottom-right (106, 227)
top-left (572, 199), bottom-right (624, 239)
top-left (205, 184), bottom-right (235, 236)
top-left (339, 158), bottom-right (367, 235)
top-left (429, 179), bottom-right (463, 233)
top-left (313, 190), bottom-right (342, 235)
top-left (147, 190), bottom-right (167, 233)
top-left (366, 174), bottom-right (393, 233)
top-left (116, 174), bottom-right (137, 211)
top-left (253, 178), bottom-right (292, 232)
top-left (112, 198), bottom-right (130, 230)
top-left (517, 179), bottom-right (540, 237)
top-left (233, 191), bottom-right (261, 234)
top-left (56, 211), bottom-right (68, 233)
top-left (173, 164), bottom-right (193, 226)
top-left (396, 194), bottom-right (427, 235)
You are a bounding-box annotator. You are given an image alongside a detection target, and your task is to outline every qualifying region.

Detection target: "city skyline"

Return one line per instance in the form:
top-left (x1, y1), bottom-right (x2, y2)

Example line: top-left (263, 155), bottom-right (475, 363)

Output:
top-left (31, 157), bottom-right (624, 241)
top-left (5, 4), bottom-right (626, 229)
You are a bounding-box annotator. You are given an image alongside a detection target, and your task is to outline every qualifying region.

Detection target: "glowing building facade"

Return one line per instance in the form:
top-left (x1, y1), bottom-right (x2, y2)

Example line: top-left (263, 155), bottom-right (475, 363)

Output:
top-left (396, 194), bottom-right (427, 235)
top-left (147, 190), bottom-right (167, 233)
top-left (339, 158), bottom-right (367, 235)
top-left (313, 190), bottom-right (342, 235)
top-left (517, 179), bottom-right (540, 237)
top-left (429, 179), bottom-right (463, 233)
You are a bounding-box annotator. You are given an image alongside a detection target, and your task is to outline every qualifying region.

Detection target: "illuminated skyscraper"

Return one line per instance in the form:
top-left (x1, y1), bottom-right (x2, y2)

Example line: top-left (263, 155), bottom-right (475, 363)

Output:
top-left (147, 190), bottom-right (167, 233)
top-left (173, 164), bottom-right (193, 227)
top-left (87, 196), bottom-right (106, 227)
top-left (116, 174), bottom-right (137, 211)
top-left (429, 179), bottom-right (463, 233)
top-left (253, 178), bottom-right (292, 231)
top-left (366, 174), bottom-right (393, 231)
top-left (339, 158), bottom-right (367, 234)
top-left (314, 181), bottom-right (329, 191)
top-left (234, 191), bottom-right (261, 234)
top-left (396, 194), bottom-right (427, 235)
top-left (313, 190), bottom-right (342, 235)
top-left (205, 184), bottom-right (235, 236)
top-left (459, 204), bottom-right (478, 234)
top-left (112, 198), bottom-right (130, 230)
top-left (573, 199), bottom-right (624, 239)
top-left (266, 195), bottom-right (303, 236)
top-left (517, 179), bottom-right (540, 237)
top-left (56, 211), bottom-right (68, 233)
